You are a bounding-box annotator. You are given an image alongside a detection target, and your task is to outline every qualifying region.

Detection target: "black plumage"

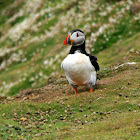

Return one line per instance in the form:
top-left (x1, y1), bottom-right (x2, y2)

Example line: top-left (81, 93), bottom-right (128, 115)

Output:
top-left (69, 41), bottom-right (100, 72)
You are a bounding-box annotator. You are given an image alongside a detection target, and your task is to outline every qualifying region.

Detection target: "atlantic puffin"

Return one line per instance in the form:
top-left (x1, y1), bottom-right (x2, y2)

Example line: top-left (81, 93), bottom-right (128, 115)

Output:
top-left (61, 29), bottom-right (99, 95)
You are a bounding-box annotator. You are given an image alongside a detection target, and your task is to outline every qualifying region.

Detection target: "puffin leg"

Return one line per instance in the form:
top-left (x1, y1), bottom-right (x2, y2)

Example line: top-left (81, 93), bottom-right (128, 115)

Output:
top-left (71, 84), bottom-right (78, 95)
top-left (74, 88), bottom-right (78, 95)
top-left (90, 89), bottom-right (93, 92)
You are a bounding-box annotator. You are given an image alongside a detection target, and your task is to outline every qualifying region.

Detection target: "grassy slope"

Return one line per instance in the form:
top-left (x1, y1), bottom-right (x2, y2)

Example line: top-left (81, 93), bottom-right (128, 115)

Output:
top-left (0, 33), bottom-right (139, 139)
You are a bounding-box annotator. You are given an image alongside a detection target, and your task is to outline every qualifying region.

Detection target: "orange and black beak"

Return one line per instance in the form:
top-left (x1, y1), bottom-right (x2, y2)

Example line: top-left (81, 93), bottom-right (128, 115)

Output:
top-left (63, 34), bottom-right (71, 45)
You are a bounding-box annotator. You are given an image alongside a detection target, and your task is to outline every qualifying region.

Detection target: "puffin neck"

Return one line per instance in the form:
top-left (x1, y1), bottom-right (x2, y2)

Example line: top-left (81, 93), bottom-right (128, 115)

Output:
top-left (69, 41), bottom-right (87, 54)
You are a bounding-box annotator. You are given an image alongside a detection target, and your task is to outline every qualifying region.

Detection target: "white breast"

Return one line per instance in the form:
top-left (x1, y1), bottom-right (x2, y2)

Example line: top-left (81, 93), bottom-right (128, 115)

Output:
top-left (61, 52), bottom-right (96, 87)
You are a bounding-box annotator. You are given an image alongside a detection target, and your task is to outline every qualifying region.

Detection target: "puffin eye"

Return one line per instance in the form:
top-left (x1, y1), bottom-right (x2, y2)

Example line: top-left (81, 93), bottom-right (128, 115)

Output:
top-left (76, 33), bottom-right (79, 37)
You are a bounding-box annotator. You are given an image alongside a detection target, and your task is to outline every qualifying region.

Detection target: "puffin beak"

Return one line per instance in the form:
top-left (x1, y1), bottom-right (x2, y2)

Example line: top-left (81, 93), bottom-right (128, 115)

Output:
top-left (63, 34), bottom-right (71, 45)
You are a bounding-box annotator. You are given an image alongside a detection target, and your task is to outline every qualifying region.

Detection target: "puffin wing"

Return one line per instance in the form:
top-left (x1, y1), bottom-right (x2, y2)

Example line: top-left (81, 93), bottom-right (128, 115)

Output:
top-left (88, 54), bottom-right (100, 71)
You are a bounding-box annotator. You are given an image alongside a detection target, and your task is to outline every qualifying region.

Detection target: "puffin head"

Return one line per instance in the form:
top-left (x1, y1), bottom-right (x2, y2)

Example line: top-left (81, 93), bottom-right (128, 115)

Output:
top-left (63, 29), bottom-right (85, 46)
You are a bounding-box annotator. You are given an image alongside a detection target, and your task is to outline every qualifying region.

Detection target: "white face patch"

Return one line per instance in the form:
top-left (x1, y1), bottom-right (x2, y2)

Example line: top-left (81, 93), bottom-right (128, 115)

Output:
top-left (70, 31), bottom-right (85, 46)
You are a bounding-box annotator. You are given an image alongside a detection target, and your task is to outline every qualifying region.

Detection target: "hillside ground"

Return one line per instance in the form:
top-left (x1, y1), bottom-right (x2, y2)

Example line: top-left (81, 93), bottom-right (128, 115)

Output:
top-left (0, 33), bottom-right (139, 139)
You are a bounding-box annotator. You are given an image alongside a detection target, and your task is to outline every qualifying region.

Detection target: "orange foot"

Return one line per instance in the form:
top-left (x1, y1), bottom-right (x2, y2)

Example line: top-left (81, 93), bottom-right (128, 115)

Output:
top-left (90, 89), bottom-right (93, 92)
top-left (74, 88), bottom-right (78, 95)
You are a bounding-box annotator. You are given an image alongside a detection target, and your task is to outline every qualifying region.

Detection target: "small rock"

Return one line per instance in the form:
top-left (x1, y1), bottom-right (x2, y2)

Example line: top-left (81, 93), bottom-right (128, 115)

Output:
top-left (22, 97), bottom-right (27, 101)
top-left (7, 130), bottom-right (11, 134)
top-left (60, 117), bottom-right (63, 120)
top-left (14, 113), bottom-right (17, 117)
top-left (82, 122), bottom-right (85, 125)
top-left (71, 116), bottom-right (74, 119)
top-left (26, 112), bottom-right (31, 115)
top-left (49, 124), bottom-right (52, 128)
top-left (74, 119), bottom-right (77, 122)
top-left (36, 126), bottom-right (39, 129)
top-left (26, 125), bottom-right (32, 129)
top-left (91, 112), bottom-right (96, 116)
top-left (133, 94), bottom-right (137, 97)
top-left (84, 115), bottom-right (87, 118)
top-left (104, 112), bottom-right (107, 115)
top-left (88, 105), bottom-right (91, 109)
top-left (35, 111), bottom-right (39, 115)
top-left (77, 120), bottom-right (81, 124)
top-left (14, 127), bottom-right (21, 131)
top-left (125, 95), bottom-right (129, 98)
top-left (8, 124), bottom-right (13, 128)
top-left (20, 117), bottom-right (27, 121)
top-left (114, 100), bottom-right (117, 103)
top-left (10, 134), bottom-right (13, 137)
top-left (119, 93), bottom-right (122, 97)
top-left (6, 97), bottom-right (13, 101)
top-left (60, 105), bottom-right (63, 108)
top-left (128, 82), bottom-right (131, 85)
top-left (2, 113), bottom-right (5, 117)
top-left (34, 133), bottom-right (41, 137)
top-left (100, 112), bottom-right (103, 115)
top-left (89, 99), bottom-right (93, 103)
top-left (1, 134), bottom-right (3, 137)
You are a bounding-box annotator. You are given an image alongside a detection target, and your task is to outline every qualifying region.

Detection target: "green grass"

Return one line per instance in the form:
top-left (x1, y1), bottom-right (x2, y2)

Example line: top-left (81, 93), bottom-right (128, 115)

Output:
top-left (96, 33), bottom-right (140, 67)
top-left (0, 0), bottom-right (25, 27)
top-left (93, 16), bottom-right (140, 54)
top-left (0, 64), bottom-right (139, 139)
top-left (10, 16), bottom-right (26, 26)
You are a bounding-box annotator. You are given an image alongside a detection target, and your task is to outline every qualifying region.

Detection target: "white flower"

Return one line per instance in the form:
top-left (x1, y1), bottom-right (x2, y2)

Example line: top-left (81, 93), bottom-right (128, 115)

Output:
top-left (22, 77), bottom-right (26, 81)
top-left (39, 72), bottom-right (43, 77)
top-left (106, 6), bottom-right (112, 12)
top-left (106, 38), bottom-right (109, 41)
top-left (35, 75), bottom-right (39, 79)
top-left (29, 77), bottom-right (35, 82)
top-left (2, 81), bottom-right (6, 86)
top-left (43, 60), bottom-right (48, 65)
top-left (21, 58), bottom-right (27, 62)
top-left (109, 18), bottom-right (116, 23)
top-left (91, 22), bottom-right (96, 27)
top-left (99, 12), bottom-right (107, 16)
